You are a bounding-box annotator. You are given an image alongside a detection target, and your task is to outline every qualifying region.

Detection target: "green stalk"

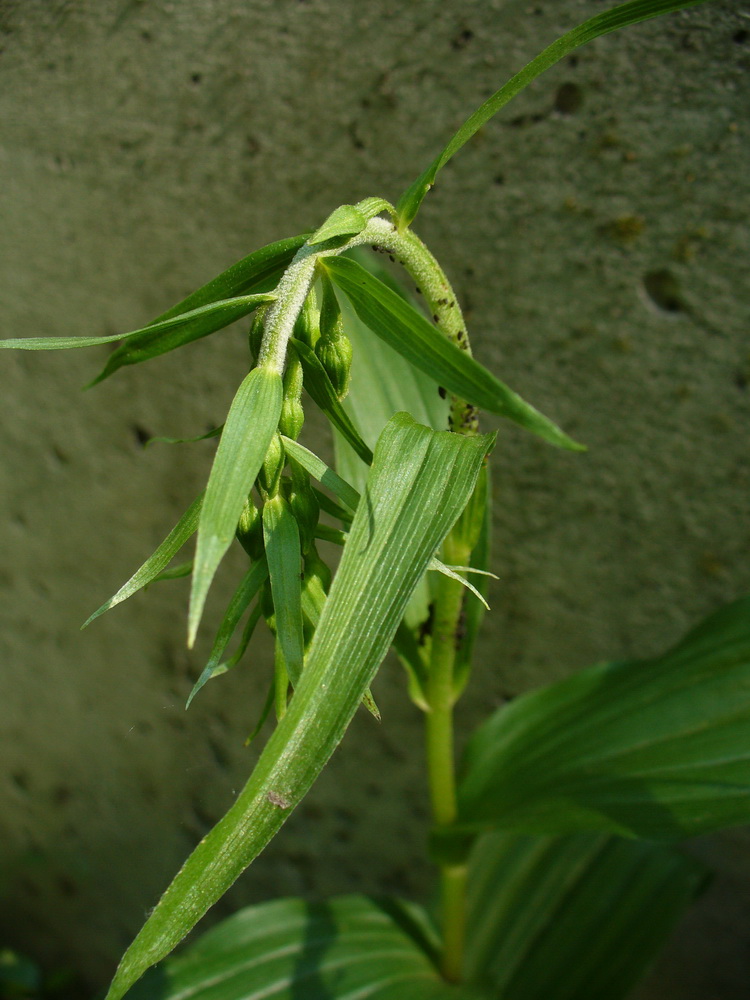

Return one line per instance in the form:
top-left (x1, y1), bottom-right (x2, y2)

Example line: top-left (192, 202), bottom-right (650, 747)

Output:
top-left (426, 534), bottom-right (472, 983)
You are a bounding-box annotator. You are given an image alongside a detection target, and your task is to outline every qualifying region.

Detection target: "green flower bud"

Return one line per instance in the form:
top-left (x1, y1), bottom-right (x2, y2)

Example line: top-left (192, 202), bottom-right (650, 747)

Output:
top-left (289, 480), bottom-right (320, 556)
top-left (279, 353), bottom-right (304, 439)
top-left (258, 433), bottom-right (285, 498)
top-left (316, 272), bottom-right (352, 400)
top-left (248, 303), bottom-right (270, 362)
top-left (236, 495), bottom-right (264, 560)
top-left (293, 288), bottom-right (320, 349)
top-left (260, 579), bottom-right (276, 634)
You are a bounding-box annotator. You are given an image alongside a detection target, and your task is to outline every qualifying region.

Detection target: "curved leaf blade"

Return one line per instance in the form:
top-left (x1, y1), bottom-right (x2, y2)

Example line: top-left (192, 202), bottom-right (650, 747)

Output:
top-left (127, 895), bottom-right (480, 1000)
top-left (104, 413), bottom-right (493, 1000)
top-left (324, 256), bottom-right (583, 451)
top-left (308, 204), bottom-right (368, 246)
top-left (464, 831), bottom-right (706, 1000)
top-left (188, 367), bottom-right (283, 646)
top-left (396, 0), bottom-right (713, 226)
top-left (280, 436), bottom-right (360, 514)
top-left (456, 596), bottom-right (750, 840)
top-left (263, 496), bottom-right (305, 687)
top-left (82, 492), bottom-right (204, 629)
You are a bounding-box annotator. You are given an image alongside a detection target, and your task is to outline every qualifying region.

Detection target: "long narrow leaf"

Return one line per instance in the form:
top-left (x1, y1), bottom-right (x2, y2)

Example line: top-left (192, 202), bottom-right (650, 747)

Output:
top-left (456, 596), bottom-right (750, 840)
top-left (186, 559), bottom-right (269, 709)
top-left (290, 338), bottom-right (374, 465)
top-left (263, 496), bottom-right (305, 687)
top-left (325, 256), bottom-right (583, 451)
top-left (91, 234), bottom-right (306, 382)
top-left (126, 895), bottom-right (478, 1000)
top-left (464, 831), bottom-right (706, 1000)
top-left (0, 295), bottom-right (273, 361)
top-left (188, 367), bottom-right (283, 646)
top-left (396, 0), bottom-right (713, 226)
top-left (82, 492), bottom-right (204, 628)
top-left (280, 435), bottom-right (360, 513)
top-left (104, 413), bottom-right (493, 1000)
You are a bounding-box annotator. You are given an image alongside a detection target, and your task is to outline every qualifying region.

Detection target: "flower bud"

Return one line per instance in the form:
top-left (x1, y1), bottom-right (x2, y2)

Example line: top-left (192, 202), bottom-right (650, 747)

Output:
top-left (258, 433), bottom-right (285, 498)
top-left (316, 272), bottom-right (352, 400)
top-left (293, 288), bottom-right (320, 349)
top-left (279, 353), bottom-right (304, 440)
top-left (236, 495), bottom-right (264, 560)
top-left (248, 304), bottom-right (270, 362)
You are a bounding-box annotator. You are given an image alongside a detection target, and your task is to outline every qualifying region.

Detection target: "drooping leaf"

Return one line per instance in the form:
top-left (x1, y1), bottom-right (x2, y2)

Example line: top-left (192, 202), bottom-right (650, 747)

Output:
top-left (325, 256), bottom-right (583, 451)
top-left (455, 596), bottom-right (750, 840)
top-left (262, 495), bottom-right (305, 687)
top-left (104, 413), bottom-right (493, 1000)
top-left (396, 0), bottom-right (714, 227)
top-left (82, 492), bottom-right (204, 629)
top-left (188, 367), bottom-right (283, 646)
top-left (464, 830), bottom-right (707, 1000)
top-left (280, 435), bottom-right (360, 513)
top-left (186, 560), bottom-right (268, 709)
top-left (91, 234), bottom-right (307, 381)
top-left (290, 338), bottom-right (373, 465)
top-left (126, 895), bottom-right (480, 1000)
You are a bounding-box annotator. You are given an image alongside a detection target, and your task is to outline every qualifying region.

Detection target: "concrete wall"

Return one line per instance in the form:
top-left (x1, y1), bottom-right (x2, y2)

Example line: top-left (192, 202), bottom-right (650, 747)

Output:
top-left (0, 1), bottom-right (748, 996)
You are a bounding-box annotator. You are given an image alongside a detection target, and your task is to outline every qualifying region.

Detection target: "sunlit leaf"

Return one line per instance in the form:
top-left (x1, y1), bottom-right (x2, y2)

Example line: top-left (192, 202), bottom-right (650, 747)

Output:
top-left (308, 204), bottom-right (368, 246)
top-left (189, 367), bottom-right (283, 646)
top-left (280, 435), bottom-right (360, 513)
top-left (396, 0), bottom-right (713, 227)
top-left (325, 256), bottom-right (583, 451)
top-left (82, 492), bottom-right (203, 629)
top-left (456, 596), bottom-right (750, 840)
top-left (126, 895), bottom-right (479, 1000)
top-left (464, 830), bottom-right (707, 999)
top-left (104, 413), bottom-right (493, 1000)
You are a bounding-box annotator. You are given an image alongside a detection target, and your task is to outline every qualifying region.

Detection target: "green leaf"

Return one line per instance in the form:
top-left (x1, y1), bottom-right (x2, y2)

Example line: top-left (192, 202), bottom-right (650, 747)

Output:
top-left (104, 413), bottom-right (493, 1000)
top-left (186, 560), bottom-right (269, 709)
top-left (308, 204), bottom-right (369, 246)
top-left (126, 895), bottom-right (480, 1000)
top-left (91, 234), bottom-right (306, 382)
top-left (262, 495), bottom-right (305, 687)
top-left (82, 492), bottom-right (203, 629)
top-left (454, 462), bottom-right (492, 698)
top-left (290, 338), bottom-right (374, 465)
top-left (280, 435), bottom-right (360, 513)
top-left (464, 831), bottom-right (707, 1000)
top-left (0, 296), bottom-right (273, 358)
top-left (151, 560), bottom-right (193, 583)
top-left (324, 256), bottom-right (583, 451)
top-left (396, 0), bottom-right (714, 226)
top-left (456, 596), bottom-right (750, 840)
top-left (146, 426), bottom-right (223, 447)
top-left (189, 367), bottom-right (283, 646)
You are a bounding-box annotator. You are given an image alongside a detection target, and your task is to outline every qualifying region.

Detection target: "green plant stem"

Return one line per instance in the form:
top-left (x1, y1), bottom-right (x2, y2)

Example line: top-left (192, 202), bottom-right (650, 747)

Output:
top-left (426, 536), bottom-right (471, 983)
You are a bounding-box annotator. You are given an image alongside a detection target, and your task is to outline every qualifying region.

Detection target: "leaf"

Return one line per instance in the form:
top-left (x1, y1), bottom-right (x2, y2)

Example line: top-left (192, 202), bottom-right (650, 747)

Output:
top-left (91, 234), bottom-right (307, 382)
top-left (324, 256), bottom-right (583, 451)
top-left (151, 561), bottom-right (193, 583)
top-left (308, 204), bottom-right (368, 246)
top-left (104, 413), bottom-right (493, 1000)
top-left (464, 830), bottom-right (707, 1000)
top-left (186, 560), bottom-right (268, 709)
top-left (82, 492), bottom-right (204, 629)
top-left (456, 596), bottom-right (750, 840)
top-left (262, 495), bottom-right (305, 687)
top-left (290, 338), bottom-right (373, 465)
top-left (189, 367), bottom-right (283, 646)
top-left (280, 435), bottom-right (360, 513)
top-left (146, 426), bottom-right (223, 447)
top-left (396, 0), bottom-right (713, 227)
top-left (125, 895), bottom-right (480, 1000)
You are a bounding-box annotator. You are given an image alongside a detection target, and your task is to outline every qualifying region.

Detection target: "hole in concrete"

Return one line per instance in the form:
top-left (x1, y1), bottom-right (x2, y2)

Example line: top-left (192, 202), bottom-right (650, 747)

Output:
top-left (733, 29), bottom-right (748, 44)
top-left (555, 82), bottom-right (583, 115)
top-left (643, 269), bottom-right (683, 313)
top-left (131, 424), bottom-right (151, 447)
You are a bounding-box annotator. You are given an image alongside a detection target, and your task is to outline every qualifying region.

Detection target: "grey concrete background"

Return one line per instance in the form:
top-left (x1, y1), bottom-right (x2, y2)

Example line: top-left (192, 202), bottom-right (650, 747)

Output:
top-left (0, 0), bottom-right (748, 996)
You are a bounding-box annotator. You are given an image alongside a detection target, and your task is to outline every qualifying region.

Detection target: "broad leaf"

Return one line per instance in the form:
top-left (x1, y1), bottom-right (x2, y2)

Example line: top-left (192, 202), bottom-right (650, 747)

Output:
top-left (92, 234), bottom-right (306, 381)
top-left (263, 495), bottom-right (305, 686)
top-left (82, 492), bottom-right (203, 629)
top-left (308, 204), bottom-right (368, 246)
top-left (464, 830), bottom-right (707, 999)
top-left (456, 596), bottom-right (750, 840)
top-left (325, 256), bottom-right (583, 451)
top-left (290, 338), bottom-right (373, 465)
top-left (186, 560), bottom-right (268, 709)
top-left (104, 413), bottom-right (493, 1000)
top-left (127, 895), bottom-right (480, 1000)
top-left (188, 367), bottom-right (283, 646)
top-left (396, 0), bottom-right (713, 226)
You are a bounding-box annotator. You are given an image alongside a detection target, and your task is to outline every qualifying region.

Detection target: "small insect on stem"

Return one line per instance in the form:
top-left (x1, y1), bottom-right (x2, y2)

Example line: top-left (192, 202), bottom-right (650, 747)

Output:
top-left (267, 790), bottom-right (292, 810)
